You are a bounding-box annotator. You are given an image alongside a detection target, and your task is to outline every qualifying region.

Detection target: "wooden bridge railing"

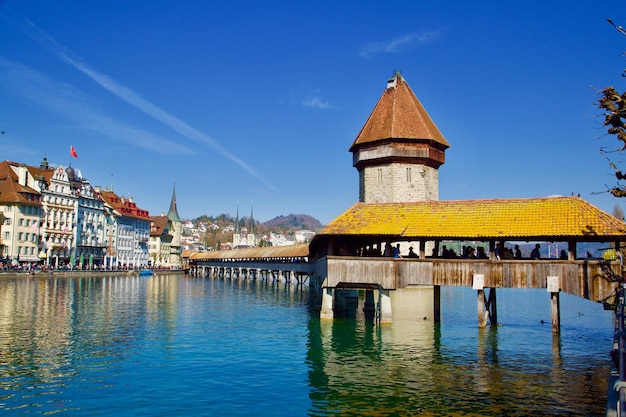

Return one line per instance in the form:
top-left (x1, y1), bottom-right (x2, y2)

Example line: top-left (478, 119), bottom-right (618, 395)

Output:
top-left (323, 256), bottom-right (622, 302)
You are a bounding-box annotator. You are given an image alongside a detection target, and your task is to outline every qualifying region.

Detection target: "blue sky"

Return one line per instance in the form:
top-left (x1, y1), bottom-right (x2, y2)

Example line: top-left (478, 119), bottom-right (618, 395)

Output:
top-left (1, 1), bottom-right (626, 225)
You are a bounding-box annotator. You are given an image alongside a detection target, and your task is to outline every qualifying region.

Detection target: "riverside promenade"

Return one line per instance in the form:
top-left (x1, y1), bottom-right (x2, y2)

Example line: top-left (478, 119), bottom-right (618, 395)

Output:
top-left (0, 268), bottom-right (184, 278)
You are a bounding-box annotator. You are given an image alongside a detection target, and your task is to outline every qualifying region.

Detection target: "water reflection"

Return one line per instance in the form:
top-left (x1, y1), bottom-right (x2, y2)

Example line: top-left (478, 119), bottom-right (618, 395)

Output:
top-left (306, 287), bottom-right (612, 416)
top-left (0, 276), bottom-right (615, 416)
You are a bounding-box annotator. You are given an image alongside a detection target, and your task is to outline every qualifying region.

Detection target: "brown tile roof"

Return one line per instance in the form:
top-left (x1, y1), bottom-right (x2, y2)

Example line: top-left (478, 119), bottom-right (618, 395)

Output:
top-left (150, 215), bottom-right (170, 236)
top-left (0, 161), bottom-right (40, 205)
top-left (191, 244), bottom-right (310, 260)
top-left (317, 196), bottom-right (626, 241)
top-left (350, 72), bottom-right (450, 151)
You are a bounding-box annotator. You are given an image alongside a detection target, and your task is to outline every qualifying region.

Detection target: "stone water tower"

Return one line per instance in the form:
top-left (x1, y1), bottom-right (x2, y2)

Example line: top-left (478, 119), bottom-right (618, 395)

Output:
top-left (350, 71), bottom-right (450, 203)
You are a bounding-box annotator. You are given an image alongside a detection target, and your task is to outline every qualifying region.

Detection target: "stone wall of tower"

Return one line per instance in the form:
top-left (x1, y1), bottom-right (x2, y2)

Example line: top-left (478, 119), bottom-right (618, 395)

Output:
top-left (359, 163), bottom-right (439, 203)
top-left (171, 218), bottom-right (182, 248)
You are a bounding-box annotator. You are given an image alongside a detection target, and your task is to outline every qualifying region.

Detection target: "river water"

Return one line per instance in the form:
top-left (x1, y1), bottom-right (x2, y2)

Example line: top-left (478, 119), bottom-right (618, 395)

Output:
top-left (0, 273), bottom-right (615, 416)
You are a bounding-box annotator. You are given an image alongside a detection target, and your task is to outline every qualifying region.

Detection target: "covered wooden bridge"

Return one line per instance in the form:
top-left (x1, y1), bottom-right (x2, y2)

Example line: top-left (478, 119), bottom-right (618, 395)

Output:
top-left (188, 195), bottom-right (626, 329)
top-left (189, 244), bottom-right (313, 285)
top-left (307, 196), bottom-right (626, 327)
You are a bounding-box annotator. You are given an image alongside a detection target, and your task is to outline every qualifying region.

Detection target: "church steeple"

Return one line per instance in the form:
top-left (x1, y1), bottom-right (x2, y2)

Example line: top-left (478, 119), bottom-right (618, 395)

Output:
top-left (249, 206), bottom-right (255, 234)
top-left (350, 71), bottom-right (450, 203)
top-left (234, 204), bottom-right (240, 234)
top-left (167, 183), bottom-right (181, 222)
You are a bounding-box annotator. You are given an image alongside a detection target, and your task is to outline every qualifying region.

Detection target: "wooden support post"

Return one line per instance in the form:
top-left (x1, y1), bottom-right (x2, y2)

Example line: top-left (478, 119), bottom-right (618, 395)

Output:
top-left (473, 274), bottom-right (487, 328)
top-left (434, 285), bottom-right (441, 322)
top-left (486, 288), bottom-right (498, 325)
top-left (568, 240), bottom-right (576, 261)
top-left (488, 241), bottom-right (496, 260)
top-left (364, 289), bottom-right (375, 321)
top-left (551, 292), bottom-right (561, 333)
top-left (547, 276), bottom-right (561, 333)
top-left (419, 240), bottom-right (426, 259)
top-left (477, 289), bottom-right (487, 328)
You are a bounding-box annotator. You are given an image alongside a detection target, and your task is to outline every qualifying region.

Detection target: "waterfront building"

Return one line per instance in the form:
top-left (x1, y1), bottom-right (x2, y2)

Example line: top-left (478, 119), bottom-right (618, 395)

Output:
top-left (75, 181), bottom-right (108, 268)
top-left (148, 186), bottom-right (182, 268)
top-left (149, 215), bottom-right (174, 267)
top-left (38, 160), bottom-right (80, 267)
top-left (0, 156), bottom-right (157, 269)
top-left (0, 161), bottom-right (43, 264)
top-left (98, 190), bottom-right (150, 269)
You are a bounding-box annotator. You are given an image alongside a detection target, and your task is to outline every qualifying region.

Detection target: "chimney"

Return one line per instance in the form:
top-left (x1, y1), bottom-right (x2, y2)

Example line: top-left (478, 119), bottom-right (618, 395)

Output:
top-left (18, 166), bottom-right (27, 186)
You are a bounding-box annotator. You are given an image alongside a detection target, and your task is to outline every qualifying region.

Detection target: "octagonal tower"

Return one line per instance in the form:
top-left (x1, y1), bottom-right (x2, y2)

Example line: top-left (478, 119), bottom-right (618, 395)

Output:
top-left (350, 72), bottom-right (450, 203)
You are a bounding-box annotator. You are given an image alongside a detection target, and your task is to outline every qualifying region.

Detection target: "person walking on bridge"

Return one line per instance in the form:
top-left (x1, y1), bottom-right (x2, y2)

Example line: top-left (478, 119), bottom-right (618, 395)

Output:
top-left (393, 244), bottom-right (403, 259)
top-left (531, 244), bottom-right (541, 260)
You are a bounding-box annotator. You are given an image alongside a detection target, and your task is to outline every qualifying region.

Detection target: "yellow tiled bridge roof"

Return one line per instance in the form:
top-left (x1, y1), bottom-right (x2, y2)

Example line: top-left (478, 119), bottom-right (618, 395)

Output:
top-left (318, 196), bottom-right (626, 241)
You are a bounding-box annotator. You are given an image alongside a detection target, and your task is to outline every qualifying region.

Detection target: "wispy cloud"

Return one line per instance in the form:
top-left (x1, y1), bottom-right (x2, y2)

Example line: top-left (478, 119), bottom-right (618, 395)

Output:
top-left (0, 58), bottom-right (193, 155)
top-left (302, 94), bottom-right (332, 110)
top-left (2, 7), bottom-right (277, 191)
top-left (359, 31), bottom-right (442, 58)
top-left (297, 88), bottom-right (332, 109)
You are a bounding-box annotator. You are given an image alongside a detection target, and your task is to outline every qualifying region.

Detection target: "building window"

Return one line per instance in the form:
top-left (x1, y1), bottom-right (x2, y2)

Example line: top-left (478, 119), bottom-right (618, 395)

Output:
top-left (406, 167), bottom-right (412, 183)
top-left (377, 168), bottom-right (383, 183)
top-left (4, 232), bottom-right (9, 240)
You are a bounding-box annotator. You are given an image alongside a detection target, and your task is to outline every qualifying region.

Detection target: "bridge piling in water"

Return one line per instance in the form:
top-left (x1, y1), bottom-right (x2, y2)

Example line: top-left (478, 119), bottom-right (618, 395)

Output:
top-left (189, 249), bottom-right (622, 330)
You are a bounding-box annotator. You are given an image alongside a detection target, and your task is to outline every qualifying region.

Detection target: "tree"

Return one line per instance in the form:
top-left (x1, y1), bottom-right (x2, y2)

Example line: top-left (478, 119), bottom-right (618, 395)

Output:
top-left (598, 20), bottom-right (626, 197)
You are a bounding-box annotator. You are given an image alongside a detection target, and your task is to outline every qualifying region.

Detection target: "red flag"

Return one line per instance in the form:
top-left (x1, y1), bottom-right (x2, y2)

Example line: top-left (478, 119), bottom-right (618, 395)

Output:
top-left (70, 145), bottom-right (78, 158)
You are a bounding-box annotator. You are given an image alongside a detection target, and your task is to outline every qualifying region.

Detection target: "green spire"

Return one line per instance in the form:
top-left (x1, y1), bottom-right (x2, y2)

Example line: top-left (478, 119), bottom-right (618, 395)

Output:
top-left (234, 203), bottom-right (240, 234)
top-left (167, 183), bottom-right (181, 222)
top-left (249, 205), bottom-right (254, 234)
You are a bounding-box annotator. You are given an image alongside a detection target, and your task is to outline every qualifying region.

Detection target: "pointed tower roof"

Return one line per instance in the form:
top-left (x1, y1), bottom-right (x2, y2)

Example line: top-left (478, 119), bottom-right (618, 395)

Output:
top-left (167, 184), bottom-right (181, 222)
top-left (350, 71), bottom-right (450, 151)
top-left (249, 206), bottom-right (255, 234)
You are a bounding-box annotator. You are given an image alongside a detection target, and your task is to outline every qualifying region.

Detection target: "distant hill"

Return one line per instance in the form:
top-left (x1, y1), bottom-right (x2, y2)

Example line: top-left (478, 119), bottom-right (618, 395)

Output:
top-left (262, 214), bottom-right (324, 231)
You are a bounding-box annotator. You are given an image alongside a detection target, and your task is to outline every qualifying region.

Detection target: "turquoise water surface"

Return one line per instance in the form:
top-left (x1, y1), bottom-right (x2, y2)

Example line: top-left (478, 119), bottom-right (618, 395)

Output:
top-left (0, 274), bottom-right (615, 416)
